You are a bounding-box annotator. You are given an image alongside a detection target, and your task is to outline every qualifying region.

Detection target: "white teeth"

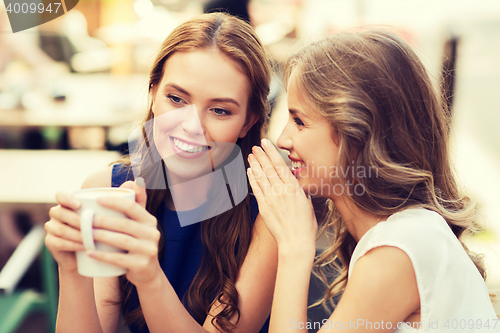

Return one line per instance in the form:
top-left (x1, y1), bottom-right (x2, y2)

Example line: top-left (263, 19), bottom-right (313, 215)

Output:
top-left (173, 137), bottom-right (208, 153)
top-left (291, 161), bottom-right (305, 169)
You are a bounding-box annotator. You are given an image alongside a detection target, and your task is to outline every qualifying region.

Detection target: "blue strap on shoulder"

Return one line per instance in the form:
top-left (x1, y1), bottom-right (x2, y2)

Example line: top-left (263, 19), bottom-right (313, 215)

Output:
top-left (111, 164), bottom-right (135, 188)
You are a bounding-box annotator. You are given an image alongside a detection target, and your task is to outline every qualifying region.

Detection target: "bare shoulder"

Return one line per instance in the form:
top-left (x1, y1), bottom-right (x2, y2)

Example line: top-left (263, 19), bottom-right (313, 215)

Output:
top-left (81, 166), bottom-right (114, 189)
top-left (360, 246), bottom-right (414, 273)
top-left (335, 246), bottom-right (420, 323)
top-left (351, 246), bottom-right (418, 293)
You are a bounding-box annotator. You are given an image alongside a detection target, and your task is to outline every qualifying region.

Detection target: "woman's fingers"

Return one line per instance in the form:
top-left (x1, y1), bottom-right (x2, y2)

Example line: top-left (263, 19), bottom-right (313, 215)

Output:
top-left (87, 250), bottom-right (129, 268)
top-left (49, 205), bottom-right (81, 230)
top-left (251, 145), bottom-right (283, 187)
top-left (119, 178), bottom-right (148, 208)
top-left (260, 138), bottom-right (296, 184)
top-left (87, 250), bottom-right (153, 272)
top-left (247, 168), bottom-right (265, 203)
top-left (55, 191), bottom-right (81, 211)
top-left (92, 228), bottom-right (159, 254)
top-left (96, 196), bottom-right (156, 226)
top-left (45, 232), bottom-right (85, 252)
top-left (93, 215), bottom-right (159, 242)
top-left (249, 142), bottom-right (301, 199)
top-left (248, 152), bottom-right (272, 196)
top-left (45, 219), bottom-right (83, 244)
top-left (250, 140), bottom-right (299, 191)
top-left (88, 213), bottom-right (162, 286)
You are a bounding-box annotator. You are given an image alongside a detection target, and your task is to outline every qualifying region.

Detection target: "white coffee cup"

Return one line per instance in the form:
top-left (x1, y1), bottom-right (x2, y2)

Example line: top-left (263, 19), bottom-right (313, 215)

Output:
top-left (73, 187), bottom-right (135, 277)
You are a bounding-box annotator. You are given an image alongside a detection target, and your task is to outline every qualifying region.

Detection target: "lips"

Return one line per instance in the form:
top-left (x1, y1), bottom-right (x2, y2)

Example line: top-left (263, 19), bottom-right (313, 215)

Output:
top-left (289, 157), bottom-right (306, 176)
top-left (170, 136), bottom-right (210, 159)
top-left (291, 160), bottom-right (305, 169)
top-left (172, 137), bottom-right (209, 153)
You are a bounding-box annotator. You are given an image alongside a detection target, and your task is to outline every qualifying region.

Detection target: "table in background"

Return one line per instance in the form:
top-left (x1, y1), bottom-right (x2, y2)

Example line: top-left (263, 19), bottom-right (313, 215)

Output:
top-left (0, 73), bottom-right (148, 149)
top-left (0, 73), bottom-right (148, 128)
top-left (0, 149), bottom-right (121, 218)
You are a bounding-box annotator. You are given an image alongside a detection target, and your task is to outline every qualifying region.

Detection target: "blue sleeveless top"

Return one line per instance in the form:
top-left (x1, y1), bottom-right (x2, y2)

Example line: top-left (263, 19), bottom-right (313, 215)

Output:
top-left (111, 164), bottom-right (269, 333)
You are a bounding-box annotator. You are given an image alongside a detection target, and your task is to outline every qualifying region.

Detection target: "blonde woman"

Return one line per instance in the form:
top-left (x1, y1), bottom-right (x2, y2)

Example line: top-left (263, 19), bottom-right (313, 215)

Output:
top-left (248, 30), bottom-right (498, 332)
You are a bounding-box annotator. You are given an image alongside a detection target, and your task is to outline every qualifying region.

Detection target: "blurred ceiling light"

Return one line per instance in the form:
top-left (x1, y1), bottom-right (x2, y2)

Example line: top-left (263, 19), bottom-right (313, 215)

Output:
top-left (255, 13), bottom-right (295, 46)
top-left (71, 49), bottom-right (112, 73)
top-left (134, 0), bottom-right (154, 19)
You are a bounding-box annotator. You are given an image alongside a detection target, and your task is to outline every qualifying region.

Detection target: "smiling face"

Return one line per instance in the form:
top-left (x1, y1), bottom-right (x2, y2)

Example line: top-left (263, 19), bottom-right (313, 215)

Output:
top-left (151, 48), bottom-right (256, 183)
top-left (276, 68), bottom-right (341, 198)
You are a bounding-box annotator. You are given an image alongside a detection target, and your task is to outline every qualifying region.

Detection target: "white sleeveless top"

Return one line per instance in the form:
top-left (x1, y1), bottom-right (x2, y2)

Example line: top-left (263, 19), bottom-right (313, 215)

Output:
top-left (348, 208), bottom-right (498, 332)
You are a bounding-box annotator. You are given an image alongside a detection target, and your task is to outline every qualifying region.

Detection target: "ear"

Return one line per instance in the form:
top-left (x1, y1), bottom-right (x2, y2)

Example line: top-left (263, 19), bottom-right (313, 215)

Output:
top-left (150, 84), bottom-right (158, 114)
top-left (238, 113), bottom-right (259, 138)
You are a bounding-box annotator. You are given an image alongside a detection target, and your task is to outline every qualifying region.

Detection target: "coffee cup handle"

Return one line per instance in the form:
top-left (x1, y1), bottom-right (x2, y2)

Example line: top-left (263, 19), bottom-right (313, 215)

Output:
top-left (81, 209), bottom-right (96, 251)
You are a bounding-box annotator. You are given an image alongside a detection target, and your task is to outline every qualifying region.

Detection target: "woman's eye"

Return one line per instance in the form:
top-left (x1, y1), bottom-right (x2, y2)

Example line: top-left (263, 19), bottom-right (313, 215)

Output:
top-left (294, 117), bottom-right (304, 126)
top-left (167, 94), bottom-right (183, 104)
top-left (213, 108), bottom-right (231, 116)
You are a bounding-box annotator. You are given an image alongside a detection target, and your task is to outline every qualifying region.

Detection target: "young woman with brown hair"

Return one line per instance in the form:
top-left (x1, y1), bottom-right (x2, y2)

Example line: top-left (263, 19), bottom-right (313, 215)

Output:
top-left (248, 29), bottom-right (497, 332)
top-left (44, 13), bottom-right (277, 333)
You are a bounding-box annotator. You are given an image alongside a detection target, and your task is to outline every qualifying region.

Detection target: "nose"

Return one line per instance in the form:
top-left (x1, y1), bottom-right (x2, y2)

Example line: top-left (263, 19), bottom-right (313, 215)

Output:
top-left (181, 105), bottom-right (205, 137)
top-left (276, 118), bottom-right (294, 153)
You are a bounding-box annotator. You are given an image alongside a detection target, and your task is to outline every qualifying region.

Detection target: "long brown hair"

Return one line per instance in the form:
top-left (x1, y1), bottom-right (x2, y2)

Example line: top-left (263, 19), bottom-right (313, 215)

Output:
top-left (283, 28), bottom-right (485, 309)
top-left (120, 13), bottom-right (271, 331)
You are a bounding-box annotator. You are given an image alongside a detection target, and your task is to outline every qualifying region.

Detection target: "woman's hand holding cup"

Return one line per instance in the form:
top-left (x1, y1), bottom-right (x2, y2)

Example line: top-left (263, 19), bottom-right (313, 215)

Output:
top-left (45, 192), bottom-right (86, 273)
top-left (45, 178), bottom-right (162, 286)
top-left (87, 180), bottom-right (163, 287)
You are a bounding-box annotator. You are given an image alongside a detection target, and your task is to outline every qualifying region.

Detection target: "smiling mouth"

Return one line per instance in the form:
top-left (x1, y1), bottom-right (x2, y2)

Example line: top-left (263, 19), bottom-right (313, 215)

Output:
top-left (290, 160), bottom-right (306, 176)
top-left (171, 137), bottom-right (210, 153)
top-left (291, 160), bottom-right (306, 170)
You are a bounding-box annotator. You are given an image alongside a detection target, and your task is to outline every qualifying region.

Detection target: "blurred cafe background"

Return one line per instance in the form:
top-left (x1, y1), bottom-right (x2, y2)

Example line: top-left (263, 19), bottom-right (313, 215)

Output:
top-left (0, 0), bottom-right (499, 332)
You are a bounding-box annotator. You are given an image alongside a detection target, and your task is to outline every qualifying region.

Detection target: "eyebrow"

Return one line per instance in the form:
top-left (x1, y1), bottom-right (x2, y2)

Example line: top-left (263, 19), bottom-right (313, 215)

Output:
top-left (165, 83), bottom-right (190, 96)
top-left (164, 83), bottom-right (241, 108)
top-left (211, 98), bottom-right (240, 107)
top-left (289, 108), bottom-right (309, 119)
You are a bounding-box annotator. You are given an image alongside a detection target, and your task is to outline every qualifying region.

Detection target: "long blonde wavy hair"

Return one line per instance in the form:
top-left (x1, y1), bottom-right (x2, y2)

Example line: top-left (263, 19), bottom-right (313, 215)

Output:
top-left (282, 29), bottom-right (485, 309)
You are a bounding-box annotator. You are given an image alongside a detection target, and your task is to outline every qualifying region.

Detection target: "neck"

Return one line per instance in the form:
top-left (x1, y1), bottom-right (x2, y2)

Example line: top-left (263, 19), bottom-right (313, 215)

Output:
top-left (330, 195), bottom-right (386, 242)
top-left (165, 171), bottom-right (211, 211)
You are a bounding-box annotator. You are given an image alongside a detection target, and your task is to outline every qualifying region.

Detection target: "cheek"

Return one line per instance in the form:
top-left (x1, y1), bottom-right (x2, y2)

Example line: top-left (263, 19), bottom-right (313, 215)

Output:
top-left (319, 147), bottom-right (338, 170)
top-left (207, 118), bottom-right (246, 143)
top-left (152, 93), bottom-right (182, 117)
top-left (152, 102), bottom-right (191, 135)
top-left (294, 134), bottom-right (312, 158)
top-left (153, 114), bottom-right (176, 134)
top-left (152, 118), bottom-right (166, 149)
top-left (152, 98), bottom-right (169, 117)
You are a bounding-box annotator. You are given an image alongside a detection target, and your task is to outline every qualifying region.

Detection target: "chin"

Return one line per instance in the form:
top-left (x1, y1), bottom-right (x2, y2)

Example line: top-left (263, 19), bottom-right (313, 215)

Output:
top-left (164, 162), bottom-right (212, 182)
